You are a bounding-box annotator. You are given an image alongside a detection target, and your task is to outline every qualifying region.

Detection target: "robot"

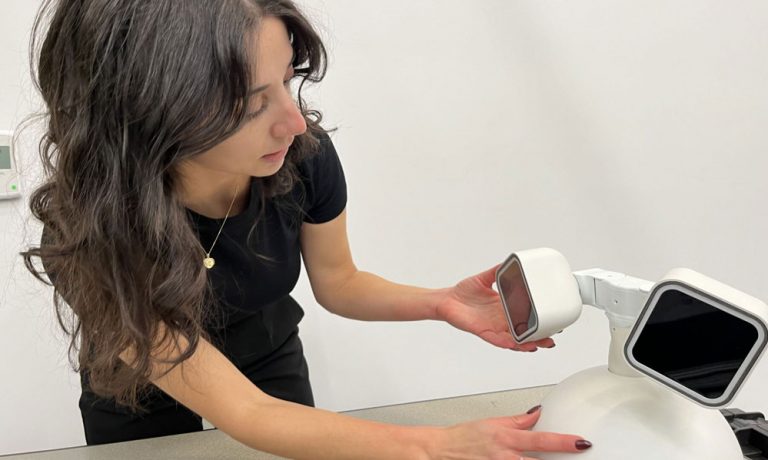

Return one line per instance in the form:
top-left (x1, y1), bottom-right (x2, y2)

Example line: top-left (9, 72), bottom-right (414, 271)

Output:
top-left (496, 248), bottom-right (768, 459)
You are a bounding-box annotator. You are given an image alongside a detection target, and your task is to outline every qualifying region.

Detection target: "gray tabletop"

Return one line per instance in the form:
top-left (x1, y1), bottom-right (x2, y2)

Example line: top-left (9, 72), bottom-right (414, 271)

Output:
top-left (2, 386), bottom-right (551, 459)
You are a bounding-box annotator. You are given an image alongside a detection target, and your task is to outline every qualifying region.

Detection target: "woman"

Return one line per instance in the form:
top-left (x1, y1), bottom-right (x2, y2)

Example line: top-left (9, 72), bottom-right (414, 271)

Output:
top-left (22, 0), bottom-right (591, 458)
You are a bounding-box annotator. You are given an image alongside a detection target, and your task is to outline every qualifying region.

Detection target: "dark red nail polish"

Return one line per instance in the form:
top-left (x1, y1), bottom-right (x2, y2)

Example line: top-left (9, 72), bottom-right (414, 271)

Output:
top-left (575, 440), bottom-right (592, 450)
top-left (545, 343), bottom-right (556, 348)
top-left (526, 405), bottom-right (542, 414)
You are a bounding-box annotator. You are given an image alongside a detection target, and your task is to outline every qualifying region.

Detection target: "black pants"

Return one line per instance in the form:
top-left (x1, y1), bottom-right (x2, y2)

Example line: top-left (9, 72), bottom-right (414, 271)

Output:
top-left (79, 299), bottom-right (313, 445)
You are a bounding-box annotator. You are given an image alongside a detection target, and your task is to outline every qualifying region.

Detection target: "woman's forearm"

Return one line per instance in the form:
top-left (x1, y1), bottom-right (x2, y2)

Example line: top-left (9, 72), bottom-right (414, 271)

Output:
top-left (228, 396), bottom-right (439, 459)
top-left (144, 325), bottom-right (443, 459)
top-left (317, 270), bottom-right (449, 322)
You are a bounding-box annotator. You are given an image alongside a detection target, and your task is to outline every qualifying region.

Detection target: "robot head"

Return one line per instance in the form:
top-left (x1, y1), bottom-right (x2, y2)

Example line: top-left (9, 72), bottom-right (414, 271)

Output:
top-left (625, 268), bottom-right (768, 407)
top-left (495, 248), bottom-right (582, 343)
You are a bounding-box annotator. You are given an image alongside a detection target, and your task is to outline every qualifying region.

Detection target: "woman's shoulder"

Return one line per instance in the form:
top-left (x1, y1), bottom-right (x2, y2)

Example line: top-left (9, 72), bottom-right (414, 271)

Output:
top-left (295, 130), bottom-right (346, 224)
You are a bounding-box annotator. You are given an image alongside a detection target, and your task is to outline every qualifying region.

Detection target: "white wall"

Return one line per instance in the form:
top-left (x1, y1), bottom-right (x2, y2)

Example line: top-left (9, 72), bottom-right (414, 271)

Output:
top-left (1, 0), bottom-right (88, 455)
top-left (2, 0), bottom-right (767, 455)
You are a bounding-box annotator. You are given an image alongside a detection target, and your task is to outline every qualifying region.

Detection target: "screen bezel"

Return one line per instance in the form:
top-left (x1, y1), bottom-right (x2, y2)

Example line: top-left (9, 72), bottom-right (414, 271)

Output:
top-left (625, 281), bottom-right (768, 407)
top-left (495, 253), bottom-right (539, 343)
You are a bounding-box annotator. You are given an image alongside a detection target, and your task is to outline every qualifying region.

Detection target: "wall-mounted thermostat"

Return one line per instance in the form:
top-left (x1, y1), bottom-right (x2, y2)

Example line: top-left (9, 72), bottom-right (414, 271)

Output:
top-left (0, 130), bottom-right (21, 200)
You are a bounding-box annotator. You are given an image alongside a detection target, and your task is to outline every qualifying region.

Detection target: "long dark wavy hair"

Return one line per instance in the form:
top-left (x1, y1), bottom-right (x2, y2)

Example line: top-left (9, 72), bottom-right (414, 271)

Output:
top-left (21, 0), bottom-right (329, 412)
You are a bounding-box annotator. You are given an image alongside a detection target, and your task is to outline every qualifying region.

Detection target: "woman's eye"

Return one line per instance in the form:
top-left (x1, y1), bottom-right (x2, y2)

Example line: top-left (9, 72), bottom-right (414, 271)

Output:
top-left (245, 77), bottom-right (296, 119)
top-left (246, 100), bottom-right (267, 119)
top-left (248, 108), bottom-right (265, 118)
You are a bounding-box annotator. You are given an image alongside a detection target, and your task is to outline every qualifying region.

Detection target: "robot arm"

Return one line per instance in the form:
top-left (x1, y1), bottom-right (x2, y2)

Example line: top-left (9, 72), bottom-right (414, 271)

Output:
top-left (573, 268), bottom-right (653, 328)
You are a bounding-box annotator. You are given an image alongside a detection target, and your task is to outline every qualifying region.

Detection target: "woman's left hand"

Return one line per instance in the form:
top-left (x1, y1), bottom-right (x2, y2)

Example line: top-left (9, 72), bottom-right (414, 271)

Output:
top-left (435, 265), bottom-right (555, 352)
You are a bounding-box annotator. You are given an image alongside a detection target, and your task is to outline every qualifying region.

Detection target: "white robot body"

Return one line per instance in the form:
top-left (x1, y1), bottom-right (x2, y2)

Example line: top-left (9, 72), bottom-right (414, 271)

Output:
top-left (534, 366), bottom-right (743, 460)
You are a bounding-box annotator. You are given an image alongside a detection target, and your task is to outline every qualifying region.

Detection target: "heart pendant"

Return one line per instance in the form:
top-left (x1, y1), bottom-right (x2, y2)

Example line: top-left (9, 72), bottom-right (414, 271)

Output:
top-left (203, 257), bottom-right (215, 269)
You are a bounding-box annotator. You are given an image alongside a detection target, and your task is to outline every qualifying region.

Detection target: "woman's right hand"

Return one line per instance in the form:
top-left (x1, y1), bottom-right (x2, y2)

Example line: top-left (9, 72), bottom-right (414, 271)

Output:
top-left (426, 406), bottom-right (591, 460)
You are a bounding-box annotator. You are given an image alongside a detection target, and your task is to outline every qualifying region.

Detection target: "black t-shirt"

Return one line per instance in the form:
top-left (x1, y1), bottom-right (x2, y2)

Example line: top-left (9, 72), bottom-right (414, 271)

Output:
top-left (190, 132), bottom-right (347, 336)
top-left (42, 133), bottom-right (345, 403)
top-left (44, 132), bottom-right (346, 352)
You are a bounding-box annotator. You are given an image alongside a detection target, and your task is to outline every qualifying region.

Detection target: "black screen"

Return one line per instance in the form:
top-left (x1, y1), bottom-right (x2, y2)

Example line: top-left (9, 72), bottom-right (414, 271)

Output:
top-left (632, 289), bottom-right (758, 399)
top-left (498, 258), bottom-right (536, 338)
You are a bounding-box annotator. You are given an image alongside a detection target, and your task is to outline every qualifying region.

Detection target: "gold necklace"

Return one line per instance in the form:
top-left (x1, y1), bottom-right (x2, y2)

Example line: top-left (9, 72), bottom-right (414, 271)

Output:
top-left (203, 184), bottom-right (240, 270)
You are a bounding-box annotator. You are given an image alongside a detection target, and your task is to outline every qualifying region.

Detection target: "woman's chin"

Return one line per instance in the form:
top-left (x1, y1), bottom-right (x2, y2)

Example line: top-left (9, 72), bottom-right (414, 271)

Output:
top-left (249, 161), bottom-right (285, 178)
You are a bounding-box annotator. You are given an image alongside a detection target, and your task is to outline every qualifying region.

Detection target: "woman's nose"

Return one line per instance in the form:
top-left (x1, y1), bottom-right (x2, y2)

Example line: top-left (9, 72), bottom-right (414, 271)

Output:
top-left (271, 97), bottom-right (307, 139)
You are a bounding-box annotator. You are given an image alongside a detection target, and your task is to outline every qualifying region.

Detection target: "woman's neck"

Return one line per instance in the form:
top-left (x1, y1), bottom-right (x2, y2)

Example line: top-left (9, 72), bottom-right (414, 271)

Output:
top-left (175, 163), bottom-right (252, 219)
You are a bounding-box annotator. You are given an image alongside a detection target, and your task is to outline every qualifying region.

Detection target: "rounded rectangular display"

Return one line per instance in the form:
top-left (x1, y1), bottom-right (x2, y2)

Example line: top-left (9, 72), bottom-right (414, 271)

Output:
top-left (496, 255), bottom-right (538, 342)
top-left (495, 249), bottom-right (582, 343)
top-left (626, 280), bottom-right (767, 407)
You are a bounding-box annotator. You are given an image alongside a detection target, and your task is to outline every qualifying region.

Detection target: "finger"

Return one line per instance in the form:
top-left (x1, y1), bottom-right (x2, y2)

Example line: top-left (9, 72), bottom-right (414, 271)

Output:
top-left (480, 331), bottom-right (539, 352)
top-left (512, 344), bottom-right (539, 352)
top-left (515, 430), bottom-right (592, 453)
top-left (532, 338), bottom-right (556, 349)
top-left (510, 339), bottom-right (539, 352)
top-left (479, 263), bottom-right (502, 286)
top-left (508, 345), bottom-right (538, 352)
top-left (479, 330), bottom-right (519, 349)
top-left (494, 408), bottom-right (542, 431)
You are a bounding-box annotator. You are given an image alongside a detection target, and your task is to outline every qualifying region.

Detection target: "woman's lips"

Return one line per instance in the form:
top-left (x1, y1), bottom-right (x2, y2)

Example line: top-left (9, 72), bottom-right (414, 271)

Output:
top-left (261, 147), bottom-right (288, 162)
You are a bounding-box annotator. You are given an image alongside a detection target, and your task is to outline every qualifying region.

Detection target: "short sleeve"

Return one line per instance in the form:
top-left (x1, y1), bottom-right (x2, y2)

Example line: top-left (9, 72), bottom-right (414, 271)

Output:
top-left (300, 132), bottom-right (347, 224)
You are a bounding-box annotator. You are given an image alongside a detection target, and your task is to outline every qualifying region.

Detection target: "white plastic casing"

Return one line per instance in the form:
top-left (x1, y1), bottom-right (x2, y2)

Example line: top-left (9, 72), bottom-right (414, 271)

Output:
top-left (573, 268), bottom-right (653, 328)
top-left (0, 131), bottom-right (21, 199)
top-left (625, 268), bottom-right (768, 408)
top-left (496, 248), bottom-right (582, 343)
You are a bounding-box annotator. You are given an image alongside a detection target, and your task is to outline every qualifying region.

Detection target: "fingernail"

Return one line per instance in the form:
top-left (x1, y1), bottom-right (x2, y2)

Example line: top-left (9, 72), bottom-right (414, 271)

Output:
top-left (545, 343), bottom-right (556, 348)
top-left (526, 405), bottom-right (542, 414)
top-left (575, 440), bottom-right (592, 450)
